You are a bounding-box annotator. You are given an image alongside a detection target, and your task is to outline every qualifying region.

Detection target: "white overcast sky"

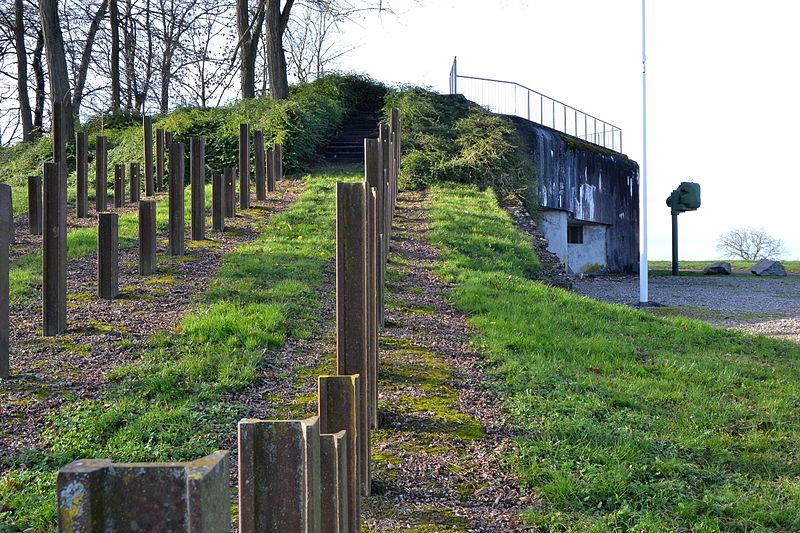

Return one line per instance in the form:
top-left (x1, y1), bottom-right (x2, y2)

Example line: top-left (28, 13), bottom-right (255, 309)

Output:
top-left (332, 0), bottom-right (800, 261)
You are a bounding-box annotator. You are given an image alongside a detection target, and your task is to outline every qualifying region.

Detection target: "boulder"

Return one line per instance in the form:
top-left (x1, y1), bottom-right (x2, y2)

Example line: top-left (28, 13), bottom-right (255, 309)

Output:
top-left (703, 262), bottom-right (732, 275)
top-left (751, 259), bottom-right (786, 276)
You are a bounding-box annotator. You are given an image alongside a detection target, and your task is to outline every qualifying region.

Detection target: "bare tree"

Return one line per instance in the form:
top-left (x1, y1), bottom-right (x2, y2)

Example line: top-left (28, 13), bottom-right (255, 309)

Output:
top-left (717, 227), bottom-right (785, 261)
top-left (39, 0), bottom-right (74, 138)
top-left (285, 2), bottom-right (354, 83)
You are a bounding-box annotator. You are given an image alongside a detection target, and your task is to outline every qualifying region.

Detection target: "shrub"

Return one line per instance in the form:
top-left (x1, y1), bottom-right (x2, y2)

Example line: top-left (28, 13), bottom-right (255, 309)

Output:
top-left (384, 87), bottom-right (534, 194)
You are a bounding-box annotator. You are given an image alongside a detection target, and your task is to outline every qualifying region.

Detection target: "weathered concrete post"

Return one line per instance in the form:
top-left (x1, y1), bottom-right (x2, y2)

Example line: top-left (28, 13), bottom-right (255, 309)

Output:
top-left (52, 97), bottom-right (66, 168)
top-left (335, 182), bottom-right (370, 497)
top-left (56, 451), bottom-right (230, 532)
top-left (98, 213), bottom-right (119, 300)
top-left (95, 135), bottom-right (108, 212)
top-left (253, 130), bottom-right (266, 201)
top-left (0, 184), bottom-right (10, 378)
top-left (224, 168), bottom-right (236, 218)
top-left (320, 431), bottom-right (348, 533)
top-left (239, 123), bottom-right (250, 210)
top-left (318, 375), bottom-right (361, 532)
top-left (190, 137), bottom-right (205, 241)
top-left (165, 131), bottom-right (174, 192)
top-left (238, 416), bottom-right (322, 533)
top-left (114, 164), bottom-right (125, 208)
top-left (379, 124), bottom-right (391, 258)
top-left (266, 147), bottom-right (276, 193)
top-left (365, 139), bottom-right (385, 328)
top-left (43, 162), bottom-right (66, 336)
top-left (138, 200), bottom-right (156, 276)
top-left (366, 187), bottom-right (378, 429)
top-left (129, 163), bottom-right (140, 203)
top-left (156, 128), bottom-right (165, 193)
top-left (169, 142), bottom-right (185, 256)
top-left (28, 175), bottom-right (42, 236)
top-left (212, 174), bottom-right (224, 232)
top-left (76, 131), bottom-right (89, 217)
top-left (143, 116), bottom-right (154, 196)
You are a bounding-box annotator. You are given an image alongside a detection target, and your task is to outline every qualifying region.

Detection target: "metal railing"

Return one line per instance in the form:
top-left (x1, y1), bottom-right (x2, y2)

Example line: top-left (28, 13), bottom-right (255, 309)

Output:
top-left (448, 57), bottom-right (622, 153)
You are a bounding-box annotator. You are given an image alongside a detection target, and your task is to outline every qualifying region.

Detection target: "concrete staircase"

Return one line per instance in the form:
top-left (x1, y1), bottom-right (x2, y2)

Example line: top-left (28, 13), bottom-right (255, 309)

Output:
top-left (322, 112), bottom-right (380, 164)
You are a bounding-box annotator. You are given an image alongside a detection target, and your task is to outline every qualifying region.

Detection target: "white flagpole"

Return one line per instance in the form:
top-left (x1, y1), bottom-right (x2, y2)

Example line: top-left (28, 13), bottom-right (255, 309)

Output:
top-left (640, 0), bottom-right (649, 303)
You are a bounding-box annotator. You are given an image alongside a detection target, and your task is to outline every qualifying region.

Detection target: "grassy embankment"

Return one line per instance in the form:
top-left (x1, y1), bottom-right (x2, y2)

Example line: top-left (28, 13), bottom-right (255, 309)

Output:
top-left (650, 260), bottom-right (800, 274)
top-left (428, 184), bottom-right (800, 532)
top-left (0, 168), bottom-right (354, 531)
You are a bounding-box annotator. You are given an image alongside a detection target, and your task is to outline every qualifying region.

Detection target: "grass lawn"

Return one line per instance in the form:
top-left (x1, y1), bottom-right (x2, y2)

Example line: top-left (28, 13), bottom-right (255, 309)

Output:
top-left (0, 168), bottom-right (355, 531)
top-left (429, 184), bottom-right (800, 532)
top-left (650, 260), bottom-right (800, 273)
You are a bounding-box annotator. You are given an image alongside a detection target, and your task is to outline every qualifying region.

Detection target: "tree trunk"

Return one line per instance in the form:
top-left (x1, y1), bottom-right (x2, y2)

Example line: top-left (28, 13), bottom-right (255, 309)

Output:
top-left (73, 0), bottom-right (109, 118)
top-left (39, 0), bottom-right (74, 140)
top-left (238, 0), bottom-right (268, 99)
top-left (264, 0), bottom-right (293, 100)
top-left (33, 29), bottom-right (45, 137)
top-left (109, 0), bottom-right (121, 111)
top-left (123, 0), bottom-right (135, 111)
top-left (14, 0), bottom-right (34, 142)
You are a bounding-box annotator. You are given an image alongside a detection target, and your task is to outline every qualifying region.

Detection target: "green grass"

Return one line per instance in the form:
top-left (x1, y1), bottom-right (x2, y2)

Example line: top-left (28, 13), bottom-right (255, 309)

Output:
top-left (0, 169), bottom-right (354, 531)
top-left (650, 260), bottom-right (800, 274)
top-left (428, 183), bottom-right (800, 532)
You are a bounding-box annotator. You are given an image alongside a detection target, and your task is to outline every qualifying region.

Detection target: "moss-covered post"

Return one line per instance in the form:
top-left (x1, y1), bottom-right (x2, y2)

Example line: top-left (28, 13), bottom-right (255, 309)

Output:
top-left (253, 130), bottom-right (266, 201)
top-left (318, 375), bottom-right (361, 532)
top-left (98, 212), bottom-right (119, 300)
top-left (155, 128), bottom-right (165, 193)
top-left (190, 137), bottom-right (205, 241)
top-left (212, 174), bottom-right (225, 232)
top-left (43, 161), bottom-right (66, 336)
top-left (114, 164), bottom-right (125, 208)
top-left (95, 135), bottom-right (108, 212)
top-left (0, 184), bottom-right (10, 378)
top-left (76, 131), bottom-right (89, 217)
top-left (138, 200), bottom-right (156, 275)
top-left (168, 142), bottom-right (185, 256)
top-left (143, 116), bottom-right (154, 196)
top-left (239, 123), bottom-right (250, 210)
top-left (224, 167), bottom-right (236, 218)
top-left (335, 182), bottom-right (370, 497)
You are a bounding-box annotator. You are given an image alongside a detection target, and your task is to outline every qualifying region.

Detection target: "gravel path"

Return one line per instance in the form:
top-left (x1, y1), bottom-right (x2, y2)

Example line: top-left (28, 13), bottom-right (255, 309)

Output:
top-left (572, 274), bottom-right (800, 343)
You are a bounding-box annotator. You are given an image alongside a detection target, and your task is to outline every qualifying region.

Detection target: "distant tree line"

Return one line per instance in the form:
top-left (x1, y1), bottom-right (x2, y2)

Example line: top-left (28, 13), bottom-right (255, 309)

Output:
top-left (0, 0), bottom-right (386, 144)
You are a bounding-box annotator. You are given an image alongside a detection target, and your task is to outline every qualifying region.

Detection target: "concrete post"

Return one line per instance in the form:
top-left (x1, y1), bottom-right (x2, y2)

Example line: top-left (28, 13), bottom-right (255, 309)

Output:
top-left (52, 97), bottom-right (66, 168)
top-left (43, 162), bottom-right (66, 336)
top-left (98, 212), bottom-right (119, 300)
top-left (336, 183), bottom-right (371, 479)
top-left (318, 375), bottom-right (361, 532)
top-left (239, 123), bottom-right (250, 210)
top-left (76, 131), bottom-right (89, 217)
top-left (379, 124), bottom-right (391, 259)
top-left (266, 148), bottom-right (276, 193)
top-left (138, 200), bottom-right (156, 276)
top-left (28, 175), bottom-right (42, 236)
top-left (165, 131), bottom-right (174, 190)
top-left (320, 431), bottom-right (348, 533)
top-left (0, 184), bottom-right (10, 378)
top-left (56, 451), bottom-right (230, 532)
top-left (190, 137), bottom-right (206, 241)
top-left (366, 187), bottom-right (378, 429)
top-left (169, 142), bottom-right (185, 256)
top-left (224, 168), bottom-right (236, 218)
top-left (276, 144), bottom-right (283, 181)
top-left (365, 139), bottom-right (385, 328)
top-left (156, 128), bottom-right (165, 193)
top-left (253, 130), bottom-right (266, 201)
top-left (238, 416), bottom-right (322, 533)
top-left (143, 116), bottom-right (154, 196)
top-left (212, 174), bottom-right (224, 232)
top-left (114, 164), bottom-right (125, 208)
top-left (95, 136), bottom-right (108, 212)
top-left (130, 163), bottom-right (140, 203)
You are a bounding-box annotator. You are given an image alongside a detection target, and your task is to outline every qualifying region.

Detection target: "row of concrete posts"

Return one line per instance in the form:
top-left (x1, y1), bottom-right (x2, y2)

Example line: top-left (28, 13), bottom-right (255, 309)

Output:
top-left (55, 111), bottom-right (402, 532)
top-left (0, 96), bottom-right (284, 379)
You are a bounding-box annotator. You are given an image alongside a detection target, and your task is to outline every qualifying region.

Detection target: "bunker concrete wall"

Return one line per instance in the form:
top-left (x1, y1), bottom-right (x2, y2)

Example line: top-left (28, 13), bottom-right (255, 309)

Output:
top-left (568, 224), bottom-right (607, 274)
top-left (539, 210), bottom-right (567, 263)
top-left (513, 117), bottom-right (640, 273)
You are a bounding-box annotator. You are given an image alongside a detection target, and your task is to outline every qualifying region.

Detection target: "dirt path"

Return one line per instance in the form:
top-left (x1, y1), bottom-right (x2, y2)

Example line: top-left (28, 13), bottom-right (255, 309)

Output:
top-left (362, 191), bottom-right (527, 532)
top-left (0, 181), bottom-right (302, 467)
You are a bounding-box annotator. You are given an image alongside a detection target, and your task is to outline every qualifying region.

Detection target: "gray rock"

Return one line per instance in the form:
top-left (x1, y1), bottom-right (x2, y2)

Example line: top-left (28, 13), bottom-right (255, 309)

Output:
top-left (751, 259), bottom-right (786, 276)
top-left (703, 262), bottom-right (732, 275)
